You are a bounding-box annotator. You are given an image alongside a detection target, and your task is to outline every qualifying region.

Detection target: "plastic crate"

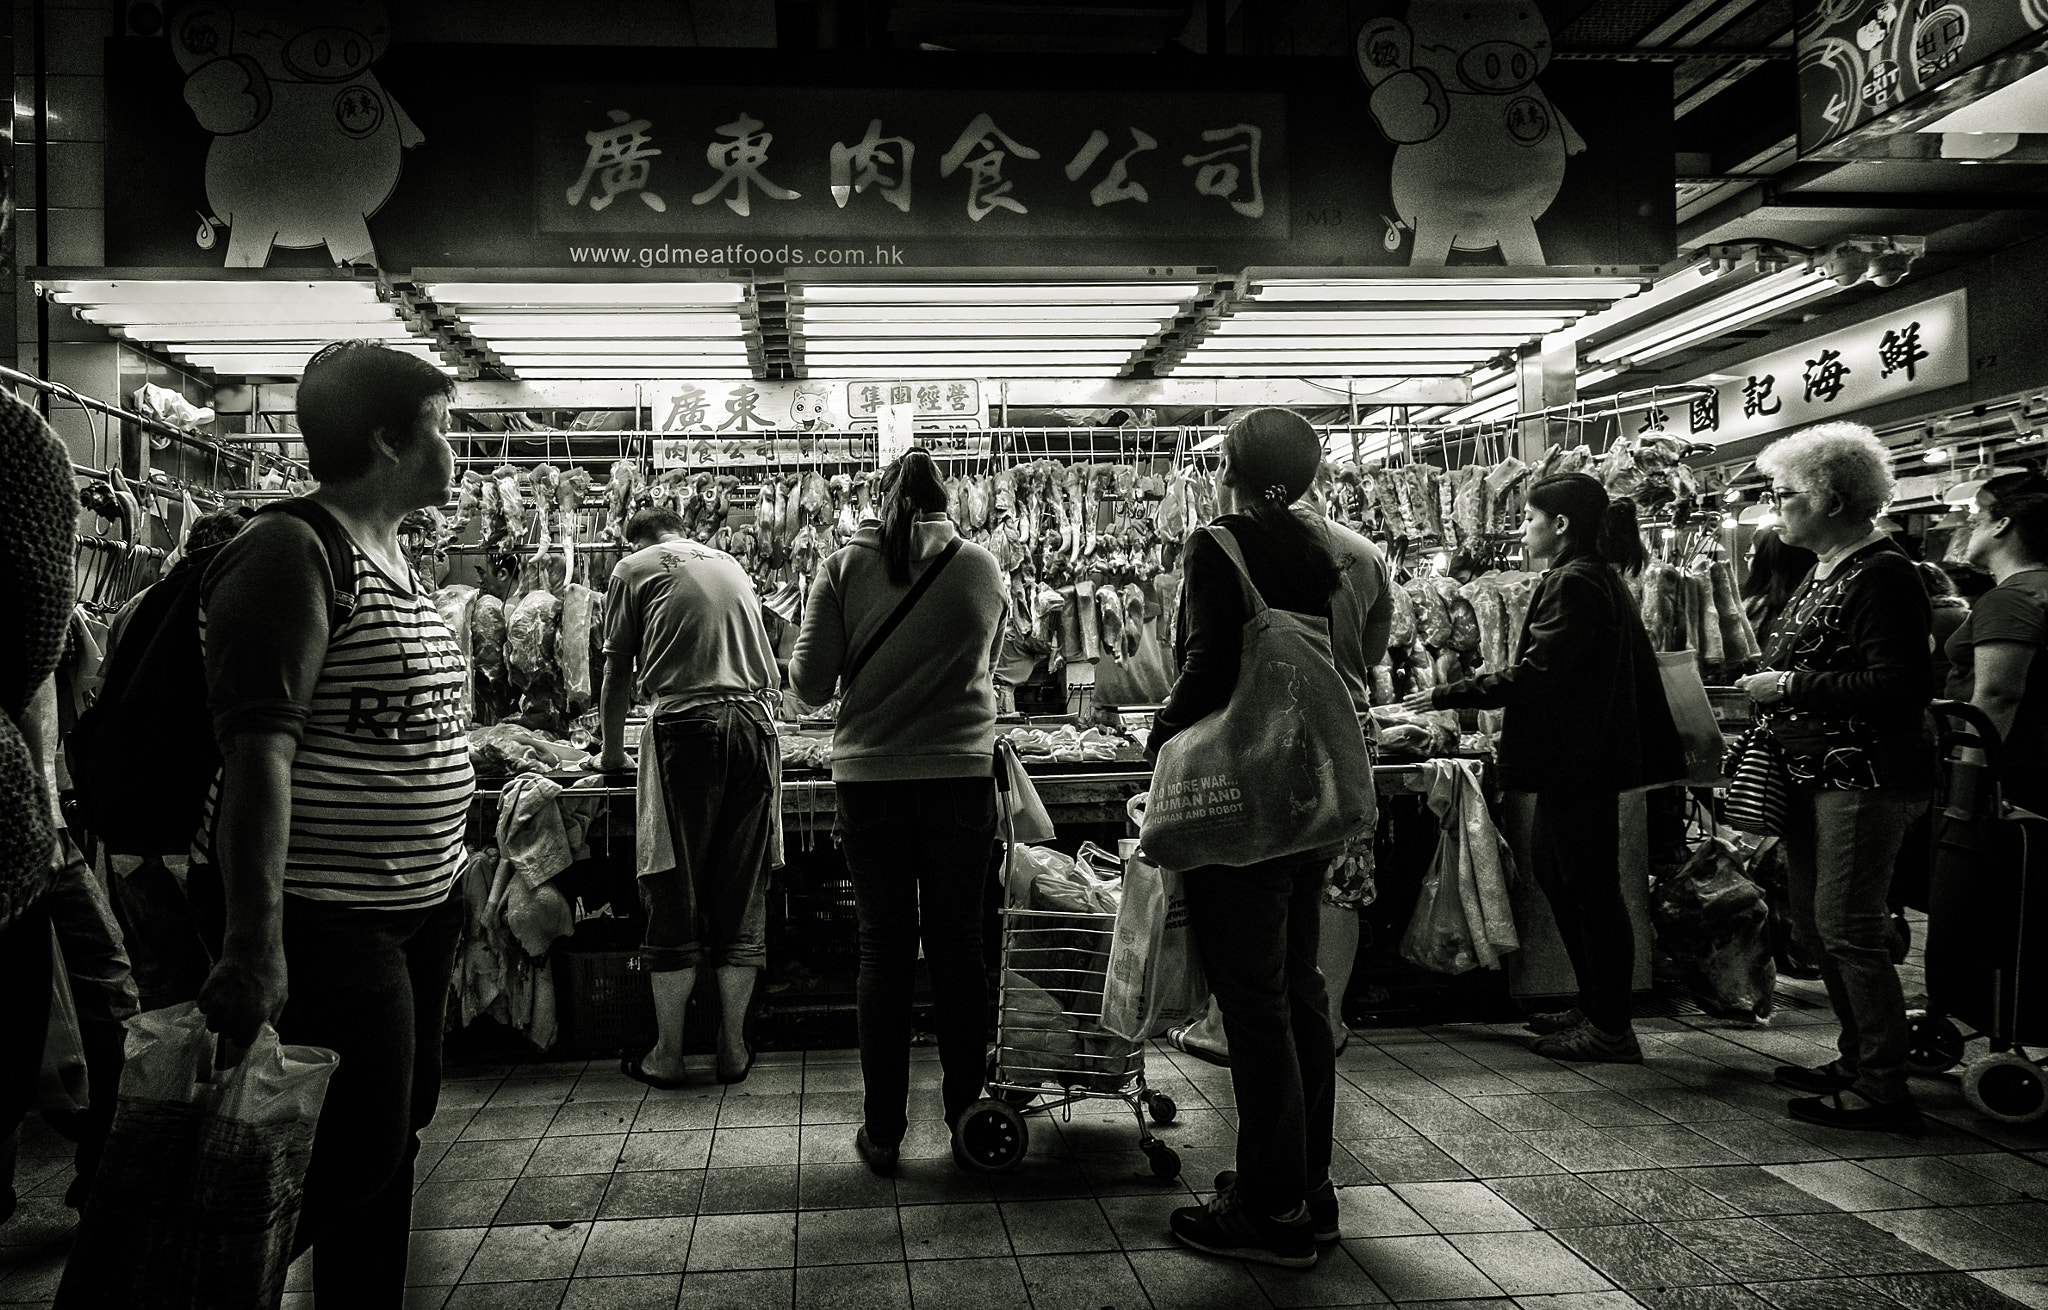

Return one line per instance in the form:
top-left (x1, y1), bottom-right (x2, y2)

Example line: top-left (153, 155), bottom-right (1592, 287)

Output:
top-left (785, 874), bottom-right (860, 965)
top-left (553, 949), bottom-right (656, 1058)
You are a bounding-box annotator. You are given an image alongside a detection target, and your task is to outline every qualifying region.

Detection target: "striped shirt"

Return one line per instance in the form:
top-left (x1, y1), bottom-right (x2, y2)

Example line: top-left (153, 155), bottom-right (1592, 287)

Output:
top-left (199, 517), bottom-right (475, 909)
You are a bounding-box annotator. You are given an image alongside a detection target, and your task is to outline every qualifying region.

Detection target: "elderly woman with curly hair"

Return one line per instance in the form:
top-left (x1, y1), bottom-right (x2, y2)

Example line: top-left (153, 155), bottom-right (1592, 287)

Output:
top-left (1738, 423), bottom-right (1932, 1134)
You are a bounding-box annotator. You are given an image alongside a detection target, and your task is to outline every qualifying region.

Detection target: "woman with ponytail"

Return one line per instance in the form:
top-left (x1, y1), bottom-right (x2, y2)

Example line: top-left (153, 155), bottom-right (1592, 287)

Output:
top-left (788, 448), bottom-right (1008, 1177)
top-left (1147, 408), bottom-right (1351, 1271)
top-left (1404, 472), bottom-right (1681, 1063)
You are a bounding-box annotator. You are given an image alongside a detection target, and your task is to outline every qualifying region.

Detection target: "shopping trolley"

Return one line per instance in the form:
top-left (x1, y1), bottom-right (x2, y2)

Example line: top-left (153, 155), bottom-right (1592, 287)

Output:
top-left (950, 897), bottom-right (1182, 1179)
top-left (1905, 701), bottom-right (2047, 1125)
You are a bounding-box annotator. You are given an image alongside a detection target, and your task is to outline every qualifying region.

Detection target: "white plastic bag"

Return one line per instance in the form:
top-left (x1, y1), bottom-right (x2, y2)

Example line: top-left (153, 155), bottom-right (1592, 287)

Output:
top-left (56, 1002), bottom-right (340, 1310)
top-left (1102, 845), bottom-right (1206, 1041)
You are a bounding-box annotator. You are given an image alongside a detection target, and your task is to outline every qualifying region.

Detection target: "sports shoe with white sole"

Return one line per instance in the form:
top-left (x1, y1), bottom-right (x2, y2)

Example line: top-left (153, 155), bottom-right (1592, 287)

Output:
top-left (1524, 1006), bottom-right (1585, 1036)
top-left (1215, 1171), bottom-right (1339, 1242)
top-left (1530, 1021), bottom-right (1644, 1064)
top-left (1169, 1187), bottom-right (1317, 1268)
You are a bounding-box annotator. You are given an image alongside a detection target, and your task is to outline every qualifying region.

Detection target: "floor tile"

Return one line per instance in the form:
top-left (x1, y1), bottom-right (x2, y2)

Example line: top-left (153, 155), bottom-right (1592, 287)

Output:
top-left (1682, 1167), bottom-right (1844, 1218)
top-left (697, 1164), bottom-right (799, 1214)
top-left (674, 1267), bottom-right (794, 1310)
top-left (407, 1227), bottom-right (489, 1286)
top-left (461, 1106), bottom-right (563, 1141)
top-left (1583, 1171), bottom-right (1742, 1223)
top-left (795, 1161), bottom-right (898, 1211)
top-left (430, 1140), bottom-right (542, 1183)
top-left (547, 1101), bottom-right (643, 1137)
top-left (1345, 1232), bottom-right (1501, 1301)
top-left (1762, 1161), bottom-right (1934, 1212)
top-left (1334, 1184), bottom-right (1437, 1237)
top-left (1491, 1175), bottom-right (1643, 1229)
top-left (1000, 1197), bottom-right (1119, 1256)
top-left (1859, 1207), bottom-right (2043, 1271)
top-left (1522, 1129), bottom-right (1657, 1173)
top-left (1126, 1246), bottom-right (1270, 1308)
top-left (1450, 1229), bottom-right (1614, 1295)
top-left (708, 1125), bottom-right (803, 1169)
top-left (1391, 1181), bottom-right (1537, 1233)
top-left (1689, 1120), bottom-right (1840, 1166)
top-left (1863, 1269), bottom-right (2037, 1309)
top-left (525, 1135), bottom-right (628, 1177)
top-left (1543, 1092), bottom-right (1677, 1128)
top-left (597, 1170), bottom-right (705, 1220)
top-left (684, 1211), bottom-right (798, 1271)
top-left (901, 1200), bottom-right (1014, 1259)
top-left (616, 1130), bottom-right (714, 1173)
top-left (557, 1272), bottom-right (681, 1310)
top-left (1655, 1217), bottom-right (1847, 1284)
top-left (1249, 1242), bottom-right (1392, 1306)
top-left (1599, 1125), bottom-right (1747, 1169)
top-left (442, 1281), bottom-right (568, 1309)
top-left (1553, 1225), bottom-right (1734, 1290)
top-left (714, 1094), bottom-right (803, 1129)
top-left (629, 1097), bottom-right (721, 1133)
top-left (1971, 1266), bottom-right (2048, 1309)
top-left (415, 1178), bottom-right (518, 1230)
top-left (1014, 1251), bottom-right (1149, 1310)
top-left (903, 1256), bottom-right (1028, 1310)
top-left (1755, 1211), bottom-right (1953, 1275)
top-left (1349, 1136), bottom-right (1476, 1183)
top-left (1470, 1094), bottom-right (1588, 1132)
top-left (464, 1223), bottom-right (591, 1282)
top-left (497, 1174), bottom-right (611, 1226)
top-left (1858, 1157), bottom-right (2026, 1207)
top-left (1428, 1131), bottom-right (1571, 1178)
top-left (795, 1206), bottom-right (902, 1265)
top-left (574, 1217), bottom-right (694, 1278)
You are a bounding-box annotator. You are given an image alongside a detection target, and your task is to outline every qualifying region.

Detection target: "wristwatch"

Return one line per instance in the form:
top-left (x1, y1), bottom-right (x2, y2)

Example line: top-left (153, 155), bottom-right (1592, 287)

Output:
top-left (1775, 670), bottom-right (1791, 701)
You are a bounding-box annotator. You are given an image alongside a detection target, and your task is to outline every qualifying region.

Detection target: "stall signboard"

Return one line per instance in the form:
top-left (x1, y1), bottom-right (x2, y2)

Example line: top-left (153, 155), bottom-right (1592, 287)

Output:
top-left (1653, 289), bottom-right (1968, 448)
top-left (1798, 0), bottom-right (2048, 155)
top-left (654, 378), bottom-right (988, 436)
top-left (103, 35), bottom-right (1674, 271)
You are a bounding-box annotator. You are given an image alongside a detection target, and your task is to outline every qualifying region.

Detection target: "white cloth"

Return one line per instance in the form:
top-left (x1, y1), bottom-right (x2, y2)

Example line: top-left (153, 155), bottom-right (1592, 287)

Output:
top-left (1813, 528), bottom-right (1888, 580)
top-left (492, 774), bottom-right (571, 903)
top-left (634, 731), bottom-right (677, 882)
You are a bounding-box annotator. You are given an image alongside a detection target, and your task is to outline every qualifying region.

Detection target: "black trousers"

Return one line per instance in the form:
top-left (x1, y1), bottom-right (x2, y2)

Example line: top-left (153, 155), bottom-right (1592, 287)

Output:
top-left (0, 901), bottom-right (52, 1203)
top-left (1530, 789), bottom-right (1633, 1035)
top-left (835, 776), bottom-right (999, 1143)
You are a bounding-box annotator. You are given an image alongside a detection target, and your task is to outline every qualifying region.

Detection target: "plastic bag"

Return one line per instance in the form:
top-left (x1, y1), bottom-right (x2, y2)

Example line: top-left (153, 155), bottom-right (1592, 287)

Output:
top-left (1651, 833), bottom-right (1776, 1024)
top-left (1657, 650), bottom-right (1726, 786)
top-left (56, 1002), bottom-right (340, 1310)
top-left (1400, 841), bottom-right (1481, 975)
top-left (1102, 848), bottom-right (1206, 1041)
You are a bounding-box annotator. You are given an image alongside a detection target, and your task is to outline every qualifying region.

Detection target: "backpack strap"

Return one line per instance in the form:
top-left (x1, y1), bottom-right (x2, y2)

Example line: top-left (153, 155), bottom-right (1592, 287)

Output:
top-left (1204, 526), bottom-right (1268, 618)
top-left (841, 537), bottom-right (963, 695)
top-left (254, 499), bottom-right (359, 629)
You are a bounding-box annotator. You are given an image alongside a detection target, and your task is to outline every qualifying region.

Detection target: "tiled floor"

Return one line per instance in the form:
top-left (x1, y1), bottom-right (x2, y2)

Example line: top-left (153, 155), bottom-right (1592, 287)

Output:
top-left (4, 970), bottom-right (2047, 1309)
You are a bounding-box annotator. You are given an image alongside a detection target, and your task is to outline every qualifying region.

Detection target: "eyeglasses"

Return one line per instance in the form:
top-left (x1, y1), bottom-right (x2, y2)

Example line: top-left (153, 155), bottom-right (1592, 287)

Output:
top-left (1761, 488), bottom-right (1810, 506)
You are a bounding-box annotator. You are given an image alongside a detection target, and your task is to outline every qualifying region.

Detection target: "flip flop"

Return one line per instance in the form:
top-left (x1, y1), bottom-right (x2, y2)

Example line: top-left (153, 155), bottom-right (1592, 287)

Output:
top-left (620, 1054), bottom-right (689, 1091)
top-left (717, 1047), bottom-right (758, 1085)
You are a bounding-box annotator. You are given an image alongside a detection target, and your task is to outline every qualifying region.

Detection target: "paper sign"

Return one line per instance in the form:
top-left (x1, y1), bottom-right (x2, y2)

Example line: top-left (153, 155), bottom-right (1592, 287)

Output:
top-left (877, 402), bottom-right (915, 463)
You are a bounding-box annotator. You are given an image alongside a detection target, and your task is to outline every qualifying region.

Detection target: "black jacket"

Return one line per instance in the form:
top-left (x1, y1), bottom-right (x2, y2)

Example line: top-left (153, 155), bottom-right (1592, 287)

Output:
top-left (1437, 557), bottom-right (1683, 794)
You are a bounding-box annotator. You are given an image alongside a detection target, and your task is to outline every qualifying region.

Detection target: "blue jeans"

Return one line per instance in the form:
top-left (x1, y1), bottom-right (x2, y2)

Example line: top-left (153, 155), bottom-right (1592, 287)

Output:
top-left (1182, 853), bottom-right (1336, 1216)
top-left (835, 777), bottom-right (999, 1143)
top-left (1780, 786), bottom-right (1929, 1104)
top-left (644, 702), bottom-right (775, 972)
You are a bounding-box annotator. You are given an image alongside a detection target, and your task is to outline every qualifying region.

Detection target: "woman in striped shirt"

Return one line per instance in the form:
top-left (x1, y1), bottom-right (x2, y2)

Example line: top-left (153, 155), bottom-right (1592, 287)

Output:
top-left (196, 342), bottom-right (474, 1306)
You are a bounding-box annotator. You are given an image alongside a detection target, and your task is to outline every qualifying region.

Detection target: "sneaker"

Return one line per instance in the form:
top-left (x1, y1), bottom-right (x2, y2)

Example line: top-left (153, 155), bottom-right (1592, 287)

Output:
top-left (1773, 1061), bottom-right (1856, 1095)
top-left (1530, 1021), bottom-right (1643, 1064)
top-left (1215, 1170), bottom-right (1339, 1242)
top-left (1524, 1006), bottom-right (1585, 1036)
top-left (1170, 1188), bottom-right (1317, 1268)
top-left (854, 1126), bottom-right (899, 1177)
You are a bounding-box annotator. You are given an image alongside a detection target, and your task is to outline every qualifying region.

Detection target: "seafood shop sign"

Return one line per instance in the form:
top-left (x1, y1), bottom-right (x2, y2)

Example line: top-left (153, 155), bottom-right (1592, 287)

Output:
top-left (104, 31), bottom-right (1672, 270)
top-left (1651, 290), bottom-right (1968, 449)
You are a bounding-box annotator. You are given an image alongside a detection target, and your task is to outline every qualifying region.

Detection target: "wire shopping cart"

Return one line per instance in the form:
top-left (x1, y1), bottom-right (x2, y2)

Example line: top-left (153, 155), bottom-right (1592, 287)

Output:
top-left (950, 899), bottom-right (1182, 1179)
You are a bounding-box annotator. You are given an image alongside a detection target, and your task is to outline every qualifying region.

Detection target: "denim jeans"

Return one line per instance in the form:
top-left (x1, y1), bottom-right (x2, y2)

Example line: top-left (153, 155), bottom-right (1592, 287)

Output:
top-left (1530, 789), bottom-right (1633, 1035)
top-left (835, 776), bottom-right (999, 1144)
top-left (1779, 785), bottom-right (1929, 1104)
top-left (645, 701), bottom-right (775, 972)
top-left (1182, 853), bottom-right (1335, 1217)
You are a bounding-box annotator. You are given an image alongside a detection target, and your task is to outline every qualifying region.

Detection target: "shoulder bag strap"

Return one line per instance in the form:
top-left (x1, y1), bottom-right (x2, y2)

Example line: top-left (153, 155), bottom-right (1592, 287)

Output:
top-left (257, 499), bottom-right (359, 627)
top-left (840, 537), bottom-right (963, 694)
top-left (1204, 526), bottom-right (1268, 618)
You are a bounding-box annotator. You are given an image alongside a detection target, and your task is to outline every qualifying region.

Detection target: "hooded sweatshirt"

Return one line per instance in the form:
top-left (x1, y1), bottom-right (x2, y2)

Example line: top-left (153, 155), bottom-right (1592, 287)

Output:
top-left (789, 515), bottom-right (1007, 782)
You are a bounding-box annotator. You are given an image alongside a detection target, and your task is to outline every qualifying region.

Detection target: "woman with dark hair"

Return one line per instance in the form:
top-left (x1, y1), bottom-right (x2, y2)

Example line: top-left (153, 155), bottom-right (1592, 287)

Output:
top-left (789, 447), bottom-right (1007, 1177)
top-left (1917, 561), bottom-right (1971, 699)
top-left (1742, 528), bottom-right (1819, 647)
top-left (1148, 408), bottom-right (1352, 1270)
top-left (1405, 472), bottom-right (1682, 1064)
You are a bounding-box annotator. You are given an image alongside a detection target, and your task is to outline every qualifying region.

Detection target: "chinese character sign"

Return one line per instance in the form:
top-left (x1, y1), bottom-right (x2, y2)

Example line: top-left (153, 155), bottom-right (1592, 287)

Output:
top-left (658, 379), bottom-right (986, 436)
top-left (538, 86), bottom-right (1288, 243)
top-left (1681, 289), bottom-right (1968, 448)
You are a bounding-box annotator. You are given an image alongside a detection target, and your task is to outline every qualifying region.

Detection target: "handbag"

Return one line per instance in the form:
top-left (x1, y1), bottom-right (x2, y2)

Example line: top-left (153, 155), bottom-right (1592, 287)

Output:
top-left (1138, 527), bottom-right (1372, 870)
top-left (55, 1003), bottom-right (340, 1310)
top-left (995, 736), bottom-right (1056, 845)
top-left (1722, 724), bottom-right (1790, 837)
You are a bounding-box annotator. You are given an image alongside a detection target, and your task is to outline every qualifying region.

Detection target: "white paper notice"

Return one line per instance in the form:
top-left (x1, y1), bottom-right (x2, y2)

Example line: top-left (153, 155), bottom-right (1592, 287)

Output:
top-left (877, 402), bottom-right (915, 462)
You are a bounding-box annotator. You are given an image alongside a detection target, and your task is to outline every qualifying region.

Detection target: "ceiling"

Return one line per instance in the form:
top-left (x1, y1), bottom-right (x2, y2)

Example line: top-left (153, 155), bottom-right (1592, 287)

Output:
top-left (43, 0), bottom-right (2048, 428)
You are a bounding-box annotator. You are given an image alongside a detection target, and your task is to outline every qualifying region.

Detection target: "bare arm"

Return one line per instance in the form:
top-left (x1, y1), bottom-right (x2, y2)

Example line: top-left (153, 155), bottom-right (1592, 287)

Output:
top-left (1970, 640), bottom-right (2036, 743)
top-left (598, 650), bottom-right (636, 771)
top-left (196, 728), bottom-right (296, 1047)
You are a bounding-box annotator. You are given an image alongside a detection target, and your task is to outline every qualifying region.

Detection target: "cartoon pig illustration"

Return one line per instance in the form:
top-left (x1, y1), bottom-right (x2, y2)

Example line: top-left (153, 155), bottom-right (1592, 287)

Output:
top-left (170, 0), bottom-right (421, 268)
top-left (788, 383), bottom-right (832, 431)
top-left (1357, 2), bottom-right (1586, 266)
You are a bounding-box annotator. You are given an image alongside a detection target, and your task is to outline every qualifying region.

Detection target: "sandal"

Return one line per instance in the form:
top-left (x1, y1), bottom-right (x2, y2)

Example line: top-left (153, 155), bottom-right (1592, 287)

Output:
top-left (717, 1047), bottom-right (757, 1085)
top-left (620, 1054), bottom-right (690, 1091)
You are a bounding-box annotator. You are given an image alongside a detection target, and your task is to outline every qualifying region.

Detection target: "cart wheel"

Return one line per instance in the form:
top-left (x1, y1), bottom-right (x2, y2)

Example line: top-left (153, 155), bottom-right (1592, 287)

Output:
top-left (1963, 1053), bottom-right (2048, 1125)
top-left (1142, 1138), bottom-right (1181, 1180)
top-left (1904, 1011), bottom-right (1966, 1076)
top-left (1148, 1094), bottom-right (1178, 1125)
top-left (953, 1099), bottom-right (1028, 1173)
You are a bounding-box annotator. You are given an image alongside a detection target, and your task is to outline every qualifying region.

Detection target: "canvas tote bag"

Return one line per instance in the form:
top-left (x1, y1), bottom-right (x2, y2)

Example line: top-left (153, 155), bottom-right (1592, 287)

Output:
top-left (1139, 526), bottom-right (1372, 871)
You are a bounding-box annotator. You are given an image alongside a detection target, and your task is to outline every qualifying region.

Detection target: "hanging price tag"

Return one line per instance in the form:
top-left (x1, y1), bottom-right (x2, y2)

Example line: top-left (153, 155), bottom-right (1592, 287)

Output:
top-left (877, 401), bottom-right (915, 462)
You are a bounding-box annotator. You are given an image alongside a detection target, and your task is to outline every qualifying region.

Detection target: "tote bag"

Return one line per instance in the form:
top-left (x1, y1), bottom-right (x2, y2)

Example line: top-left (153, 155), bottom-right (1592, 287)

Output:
top-left (1139, 527), bottom-right (1372, 871)
top-left (1656, 650), bottom-right (1727, 786)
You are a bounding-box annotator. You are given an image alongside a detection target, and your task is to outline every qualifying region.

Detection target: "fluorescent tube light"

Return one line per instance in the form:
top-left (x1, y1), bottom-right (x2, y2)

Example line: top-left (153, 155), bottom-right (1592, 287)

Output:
top-left (1250, 278), bottom-right (1645, 303)
top-left (807, 352), bottom-right (1130, 366)
top-left (799, 321), bottom-right (1163, 338)
top-left (799, 283), bottom-right (1197, 304)
top-left (111, 322), bottom-right (420, 343)
top-left (802, 340), bottom-right (1143, 356)
top-left (425, 283), bottom-right (744, 307)
top-left (459, 314), bottom-right (745, 337)
top-left (1586, 270), bottom-right (1833, 365)
top-left (48, 280), bottom-right (383, 306)
top-left (801, 304), bottom-right (1178, 323)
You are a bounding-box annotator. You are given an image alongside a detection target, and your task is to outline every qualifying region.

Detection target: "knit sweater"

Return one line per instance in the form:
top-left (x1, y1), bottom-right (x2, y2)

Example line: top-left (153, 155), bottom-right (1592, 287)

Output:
top-left (789, 516), bottom-right (1007, 782)
top-left (1, 391), bottom-right (78, 931)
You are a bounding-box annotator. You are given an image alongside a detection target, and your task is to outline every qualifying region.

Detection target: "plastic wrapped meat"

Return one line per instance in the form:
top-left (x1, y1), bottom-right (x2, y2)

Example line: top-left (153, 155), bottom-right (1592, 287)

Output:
top-left (1450, 466), bottom-right (1486, 544)
top-left (1689, 567), bottom-right (1724, 664)
top-left (1433, 577), bottom-right (1479, 651)
top-left (1370, 662), bottom-right (1397, 705)
top-left (558, 584), bottom-right (596, 712)
top-left (1482, 457), bottom-right (1528, 529)
top-left (1408, 576), bottom-right (1453, 648)
top-left (1408, 637), bottom-right (1437, 690)
top-left (1435, 468), bottom-right (1456, 544)
top-left (1710, 559), bottom-right (1761, 664)
top-left (507, 590), bottom-right (562, 690)
top-left (1460, 576), bottom-right (1507, 672)
top-left (1414, 466), bottom-right (1445, 539)
top-left (434, 585), bottom-right (478, 726)
top-left (1651, 834), bottom-right (1775, 1023)
top-left (1387, 580), bottom-right (1417, 648)
top-left (473, 593), bottom-right (508, 683)
top-left (1641, 562), bottom-right (1686, 653)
